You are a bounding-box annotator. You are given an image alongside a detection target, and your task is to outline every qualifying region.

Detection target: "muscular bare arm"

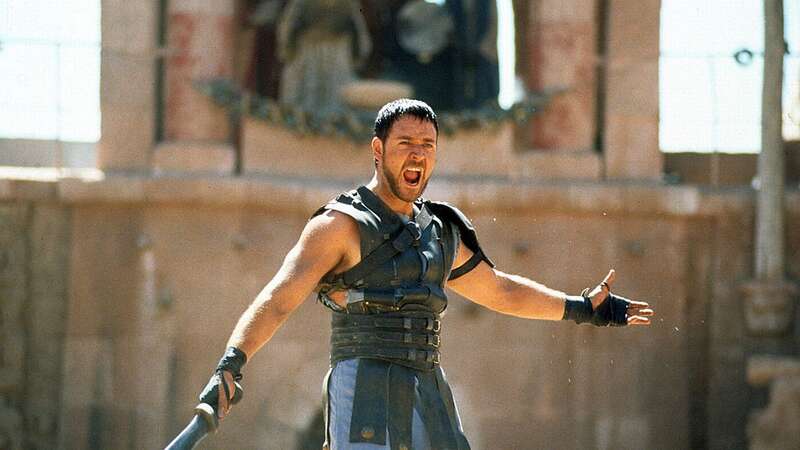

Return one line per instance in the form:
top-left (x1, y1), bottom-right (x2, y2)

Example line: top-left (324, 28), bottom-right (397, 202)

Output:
top-left (446, 241), bottom-right (653, 323)
top-left (446, 241), bottom-right (568, 320)
top-left (225, 210), bottom-right (358, 358)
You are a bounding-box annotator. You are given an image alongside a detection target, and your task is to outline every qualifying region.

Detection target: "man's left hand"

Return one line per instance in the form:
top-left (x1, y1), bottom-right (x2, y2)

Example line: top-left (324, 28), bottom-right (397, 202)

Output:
top-left (587, 269), bottom-right (654, 326)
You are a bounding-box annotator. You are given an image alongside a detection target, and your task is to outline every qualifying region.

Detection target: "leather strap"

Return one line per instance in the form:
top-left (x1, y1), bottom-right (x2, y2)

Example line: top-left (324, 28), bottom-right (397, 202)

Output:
top-left (448, 249), bottom-right (487, 281)
top-left (323, 192), bottom-right (434, 290)
top-left (387, 364), bottom-right (415, 450)
top-left (349, 359), bottom-right (389, 445)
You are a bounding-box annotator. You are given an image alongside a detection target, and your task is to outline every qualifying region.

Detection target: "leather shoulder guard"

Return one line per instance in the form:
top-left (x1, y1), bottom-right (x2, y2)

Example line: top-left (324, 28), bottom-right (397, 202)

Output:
top-left (311, 190), bottom-right (363, 221)
top-left (424, 200), bottom-right (495, 280)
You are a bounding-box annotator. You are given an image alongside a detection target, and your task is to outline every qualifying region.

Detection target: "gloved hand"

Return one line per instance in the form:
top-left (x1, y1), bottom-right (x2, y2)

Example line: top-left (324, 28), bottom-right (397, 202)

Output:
top-left (563, 270), bottom-right (653, 326)
top-left (197, 347), bottom-right (247, 428)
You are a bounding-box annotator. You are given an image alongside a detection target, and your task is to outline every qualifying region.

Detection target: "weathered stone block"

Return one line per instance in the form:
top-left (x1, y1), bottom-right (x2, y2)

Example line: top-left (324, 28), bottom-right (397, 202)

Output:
top-left (437, 123), bottom-right (514, 177)
top-left (242, 118), bottom-right (371, 180)
top-left (100, 52), bottom-right (156, 108)
top-left (98, 50), bottom-right (156, 172)
top-left (748, 373), bottom-right (800, 450)
top-left (529, 89), bottom-right (596, 150)
top-left (25, 205), bottom-right (70, 450)
top-left (607, 0), bottom-right (661, 60)
top-left (152, 141), bottom-right (235, 175)
top-left (533, 0), bottom-right (598, 24)
top-left (604, 113), bottom-right (662, 179)
top-left (527, 22), bottom-right (597, 88)
top-left (98, 104), bottom-right (154, 171)
top-left (164, 11), bottom-right (235, 141)
top-left (526, 21), bottom-right (597, 150)
top-left (57, 337), bottom-right (114, 449)
top-left (169, 0), bottom-right (235, 15)
top-left (606, 60), bottom-right (659, 116)
top-left (512, 149), bottom-right (602, 180)
top-left (101, 0), bottom-right (158, 55)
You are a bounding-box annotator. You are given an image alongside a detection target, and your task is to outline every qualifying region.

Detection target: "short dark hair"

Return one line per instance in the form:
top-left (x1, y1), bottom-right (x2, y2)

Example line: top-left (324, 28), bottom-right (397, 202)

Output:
top-left (373, 98), bottom-right (438, 142)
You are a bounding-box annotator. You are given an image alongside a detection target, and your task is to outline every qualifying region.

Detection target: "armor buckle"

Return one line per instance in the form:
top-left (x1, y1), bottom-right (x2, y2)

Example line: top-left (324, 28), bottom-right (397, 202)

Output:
top-left (406, 221), bottom-right (422, 242)
top-left (428, 334), bottom-right (440, 348)
top-left (426, 318), bottom-right (441, 332)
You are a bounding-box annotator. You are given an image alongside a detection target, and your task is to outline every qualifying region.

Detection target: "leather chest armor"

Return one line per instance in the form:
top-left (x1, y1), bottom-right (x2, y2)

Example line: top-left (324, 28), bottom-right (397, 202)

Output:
top-left (314, 186), bottom-right (493, 370)
top-left (314, 186), bottom-right (493, 450)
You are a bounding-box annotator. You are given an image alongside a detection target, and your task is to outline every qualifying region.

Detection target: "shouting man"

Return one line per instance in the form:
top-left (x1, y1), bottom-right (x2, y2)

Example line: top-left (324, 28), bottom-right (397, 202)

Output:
top-left (197, 99), bottom-right (654, 450)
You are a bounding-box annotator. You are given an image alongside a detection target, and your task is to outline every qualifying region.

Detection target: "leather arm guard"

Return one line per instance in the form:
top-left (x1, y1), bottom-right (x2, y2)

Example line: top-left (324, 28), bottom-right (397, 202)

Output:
top-left (198, 347), bottom-right (247, 418)
top-left (563, 290), bottom-right (629, 326)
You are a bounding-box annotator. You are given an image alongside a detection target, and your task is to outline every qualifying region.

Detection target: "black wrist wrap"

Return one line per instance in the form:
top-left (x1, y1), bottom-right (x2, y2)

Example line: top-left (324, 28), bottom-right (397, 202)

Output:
top-left (562, 294), bottom-right (593, 324)
top-left (216, 346), bottom-right (247, 380)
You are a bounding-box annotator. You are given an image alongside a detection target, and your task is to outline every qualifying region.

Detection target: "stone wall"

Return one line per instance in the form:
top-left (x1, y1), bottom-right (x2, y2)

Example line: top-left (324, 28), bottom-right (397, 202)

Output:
top-left (8, 1), bottom-right (798, 449)
top-left (0, 201), bottom-right (71, 450)
top-left (2, 171), bottom-right (798, 449)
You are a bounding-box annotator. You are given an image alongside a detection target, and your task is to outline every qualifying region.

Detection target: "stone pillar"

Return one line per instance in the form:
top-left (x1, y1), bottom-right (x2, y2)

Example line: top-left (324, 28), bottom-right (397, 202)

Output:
top-left (0, 205), bottom-right (29, 450)
top-left (525, 0), bottom-right (598, 151)
top-left (155, 0), bottom-right (236, 174)
top-left (746, 356), bottom-right (800, 450)
top-left (24, 206), bottom-right (71, 449)
top-left (742, 0), bottom-right (797, 336)
top-left (164, 0), bottom-right (234, 141)
top-left (129, 234), bottom-right (176, 449)
top-left (603, 0), bottom-right (663, 179)
top-left (97, 0), bottom-right (159, 172)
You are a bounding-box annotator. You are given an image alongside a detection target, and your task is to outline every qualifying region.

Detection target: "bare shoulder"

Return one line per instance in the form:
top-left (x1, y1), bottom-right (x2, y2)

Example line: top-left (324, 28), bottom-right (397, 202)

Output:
top-left (303, 209), bottom-right (359, 241)
top-left (297, 209), bottom-right (361, 260)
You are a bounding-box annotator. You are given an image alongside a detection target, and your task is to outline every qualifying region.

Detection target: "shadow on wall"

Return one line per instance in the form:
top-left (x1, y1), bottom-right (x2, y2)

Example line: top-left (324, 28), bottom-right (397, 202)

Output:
top-left (295, 408), bottom-right (325, 450)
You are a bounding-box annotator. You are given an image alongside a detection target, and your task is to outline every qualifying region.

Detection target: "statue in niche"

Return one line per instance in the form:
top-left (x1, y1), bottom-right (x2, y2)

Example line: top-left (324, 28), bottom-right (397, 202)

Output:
top-left (379, 0), bottom-right (456, 111)
top-left (447, 0), bottom-right (499, 109)
top-left (277, 0), bottom-right (372, 115)
top-left (378, 0), bottom-right (499, 111)
top-left (242, 0), bottom-right (288, 99)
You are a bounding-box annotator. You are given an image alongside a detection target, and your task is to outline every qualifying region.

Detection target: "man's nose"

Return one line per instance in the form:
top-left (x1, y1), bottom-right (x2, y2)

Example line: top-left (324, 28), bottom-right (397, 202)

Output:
top-left (409, 147), bottom-right (424, 159)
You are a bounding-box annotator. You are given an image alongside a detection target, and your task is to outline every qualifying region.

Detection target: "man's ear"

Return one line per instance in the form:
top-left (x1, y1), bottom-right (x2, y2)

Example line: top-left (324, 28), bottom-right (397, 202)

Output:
top-left (371, 136), bottom-right (383, 168)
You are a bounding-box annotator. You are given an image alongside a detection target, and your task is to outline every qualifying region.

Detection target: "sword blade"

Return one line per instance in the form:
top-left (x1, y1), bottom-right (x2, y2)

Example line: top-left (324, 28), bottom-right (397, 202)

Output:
top-left (164, 415), bottom-right (209, 450)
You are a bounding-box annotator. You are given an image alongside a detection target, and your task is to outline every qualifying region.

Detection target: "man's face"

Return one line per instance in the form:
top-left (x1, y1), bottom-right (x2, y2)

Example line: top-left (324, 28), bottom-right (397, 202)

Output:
top-left (374, 115), bottom-right (437, 203)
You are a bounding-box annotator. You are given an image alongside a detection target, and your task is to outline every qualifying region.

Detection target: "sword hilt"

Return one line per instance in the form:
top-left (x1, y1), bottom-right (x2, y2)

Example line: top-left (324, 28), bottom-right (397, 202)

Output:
top-left (194, 381), bottom-right (243, 432)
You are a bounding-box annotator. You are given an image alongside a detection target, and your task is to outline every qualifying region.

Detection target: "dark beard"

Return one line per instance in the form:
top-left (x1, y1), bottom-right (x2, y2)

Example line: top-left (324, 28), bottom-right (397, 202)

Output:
top-left (381, 157), bottom-right (428, 203)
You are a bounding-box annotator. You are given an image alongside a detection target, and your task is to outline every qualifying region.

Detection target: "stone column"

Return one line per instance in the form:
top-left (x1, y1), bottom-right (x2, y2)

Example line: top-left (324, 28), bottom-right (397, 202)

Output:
top-left (97, 0), bottom-right (159, 172)
top-left (129, 234), bottom-right (176, 449)
top-left (154, 0), bottom-right (236, 175)
top-left (0, 205), bottom-right (29, 450)
top-left (603, 0), bottom-right (663, 179)
top-left (742, 0), bottom-right (797, 336)
top-left (24, 206), bottom-right (71, 449)
top-left (746, 356), bottom-right (800, 449)
top-left (525, 0), bottom-right (599, 151)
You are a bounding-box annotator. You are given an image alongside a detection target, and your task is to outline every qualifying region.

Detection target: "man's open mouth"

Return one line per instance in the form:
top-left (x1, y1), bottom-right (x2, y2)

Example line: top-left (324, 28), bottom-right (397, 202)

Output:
top-left (402, 168), bottom-right (422, 186)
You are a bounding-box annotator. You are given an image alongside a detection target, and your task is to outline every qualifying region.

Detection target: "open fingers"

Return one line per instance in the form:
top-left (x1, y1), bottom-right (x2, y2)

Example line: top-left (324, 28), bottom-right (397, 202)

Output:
top-left (630, 308), bottom-right (655, 317)
top-left (627, 315), bottom-right (651, 325)
top-left (602, 269), bottom-right (616, 291)
top-left (627, 299), bottom-right (650, 307)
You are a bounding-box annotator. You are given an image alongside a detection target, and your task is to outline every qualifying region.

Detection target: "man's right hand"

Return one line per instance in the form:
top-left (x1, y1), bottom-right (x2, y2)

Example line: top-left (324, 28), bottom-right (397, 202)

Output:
top-left (198, 369), bottom-right (239, 420)
top-left (198, 346), bottom-right (247, 425)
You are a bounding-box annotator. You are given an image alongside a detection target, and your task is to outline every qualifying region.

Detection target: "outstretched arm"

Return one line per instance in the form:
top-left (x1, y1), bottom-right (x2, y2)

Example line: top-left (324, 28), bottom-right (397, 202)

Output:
top-left (226, 211), bottom-right (356, 356)
top-left (208, 210), bottom-right (358, 419)
top-left (446, 241), bottom-right (653, 324)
